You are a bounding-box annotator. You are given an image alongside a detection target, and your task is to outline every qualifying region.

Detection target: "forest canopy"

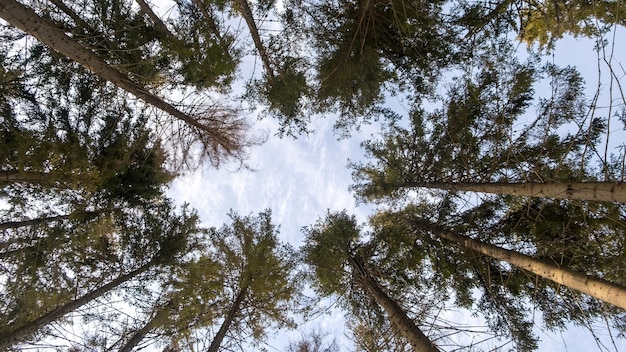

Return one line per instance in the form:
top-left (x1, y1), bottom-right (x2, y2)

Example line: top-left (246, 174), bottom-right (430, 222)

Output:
top-left (1, 0), bottom-right (625, 351)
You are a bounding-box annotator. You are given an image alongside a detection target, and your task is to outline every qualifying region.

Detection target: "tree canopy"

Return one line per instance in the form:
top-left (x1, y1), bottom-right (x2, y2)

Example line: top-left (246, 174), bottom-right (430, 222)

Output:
top-left (1, 0), bottom-right (626, 350)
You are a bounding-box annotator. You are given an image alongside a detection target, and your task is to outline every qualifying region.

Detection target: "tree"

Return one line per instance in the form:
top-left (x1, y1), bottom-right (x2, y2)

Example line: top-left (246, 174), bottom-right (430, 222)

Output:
top-left (204, 210), bottom-right (301, 352)
top-left (0, 257), bottom-right (160, 350)
top-left (461, 0), bottom-right (626, 49)
top-left (0, 0), bottom-right (258, 169)
top-left (0, 199), bottom-right (198, 350)
top-left (310, 0), bottom-right (457, 120)
top-left (351, 46), bottom-right (609, 204)
top-left (370, 199), bottom-right (626, 348)
top-left (347, 304), bottom-right (413, 352)
top-left (285, 330), bottom-right (339, 352)
top-left (303, 211), bottom-right (440, 352)
top-left (361, 180), bottom-right (626, 203)
top-left (114, 255), bottom-right (223, 351)
top-left (411, 216), bottom-right (626, 310)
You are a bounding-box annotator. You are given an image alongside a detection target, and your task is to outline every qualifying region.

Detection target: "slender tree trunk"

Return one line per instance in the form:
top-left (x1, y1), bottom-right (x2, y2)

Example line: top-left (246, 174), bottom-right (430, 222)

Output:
top-left (235, 0), bottom-right (275, 78)
top-left (402, 181), bottom-right (626, 203)
top-left (118, 308), bottom-right (166, 352)
top-left (48, 0), bottom-right (94, 33)
top-left (0, 210), bottom-right (98, 231)
top-left (422, 222), bottom-right (626, 310)
top-left (350, 256), bottom-right (440, 352)
top-left (134, 0), bottom-right (178, 42)
top-left (0, 259), bottom-right (158, 350)
top-left (0, 170), bottom-right (51, 184)
top-left (0, 0), bottom-right (230, 144)
top-left (206, 286), bottom-right (248, 352)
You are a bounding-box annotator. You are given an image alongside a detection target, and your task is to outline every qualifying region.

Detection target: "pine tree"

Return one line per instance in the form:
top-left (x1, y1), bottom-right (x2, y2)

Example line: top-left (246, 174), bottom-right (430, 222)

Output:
top-left (0, 0), bottom-right (257, 169)
top-left (0, 199), bottom-right (198, 350)
top-left (351, 45), bottom-right (610, 204)
top-left (461, 0), bottom-right (626, 48)
top-left (303, 211), bottom-right (440, 352)
top-left (203, 210), bottom-right (301, 351)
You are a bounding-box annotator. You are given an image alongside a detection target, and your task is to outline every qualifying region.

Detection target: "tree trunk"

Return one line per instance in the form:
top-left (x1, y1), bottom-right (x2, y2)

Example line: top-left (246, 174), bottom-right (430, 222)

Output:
top-left (0, 259), bottom-right (158, 350)
top-left (403, 181), bottom-right (626, 203)
top-left (0, 211), bottom-right (98, 231)
top-left (423, 222), bottom-right (626, 310)
top-left (206, 286), bottom-right (248, 352)
top-left (134, 0), bottom-right (178, 42)
top-left (0, 0), bottom-right (233, 149)
top-left (118, 308), bottom-right (166, 352)
top-left (0, 170), bottom-right (51, 184)
top-left (48, 0), bottom-right (94, 33)
top-left (350, 256), bottom-right (440, 352)
top-left (235, 0), bottom-right (275, 78)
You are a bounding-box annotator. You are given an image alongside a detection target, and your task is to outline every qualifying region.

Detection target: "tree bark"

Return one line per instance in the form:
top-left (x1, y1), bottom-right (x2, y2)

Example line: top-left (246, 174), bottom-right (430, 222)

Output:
top-left (403, 181), bottom-right (626, 203)
top-left (235, 0), bottom-right (275, 78)
top-left (206, 286), bottom-right (248, 352)
top-left (350, 256), bottom-right (440, 352)
top-left (0, 259), bottom-right (158, 350)
top-left (423, 222), bottom-right (626, 310)
top-left (0, 0), bottom-right (232, 148)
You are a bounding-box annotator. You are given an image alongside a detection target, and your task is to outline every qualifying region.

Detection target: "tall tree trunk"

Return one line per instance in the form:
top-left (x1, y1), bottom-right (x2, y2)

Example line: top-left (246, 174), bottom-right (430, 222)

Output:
top-left (118, 307), bottom-right (167, 352)
top-left (235, 0), bottom-right (275, 78)
top-left (0, 210), bottom-right (98, 231)
top-left (48, 0), bottom-right (94, 33)
top-left (350, 256), bottom-right (440, 352)
top-left (206, 286), bottom-right (248, 352)
top-left (0, 0), bottom-right (238, 154)
top-left (421, 222), bottom-right (626, 310)
top-left (0, 170), bottom-right (51, 184)
top-left (134, 0), bottom-right (178, 42)
top-left (0, 259), bottom-right (158, 350)
top-left (402, 181), bottom-right (626, 203)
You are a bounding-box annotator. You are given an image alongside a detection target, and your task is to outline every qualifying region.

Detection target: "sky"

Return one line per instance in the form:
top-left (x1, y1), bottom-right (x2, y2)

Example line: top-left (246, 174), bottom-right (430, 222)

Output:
top-left (164, 11), bottom-right (626, 352)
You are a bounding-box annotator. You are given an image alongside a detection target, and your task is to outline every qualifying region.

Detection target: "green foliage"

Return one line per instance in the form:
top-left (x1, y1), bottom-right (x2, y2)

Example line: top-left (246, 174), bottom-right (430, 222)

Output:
top-left (303, 211), bottom-right (361, 298)
top-left (206, 209), bottom-right (301, 344)
top-left (520, 0), bottom-right (626, 49)
top-left (380, 196), bottom-right (626, 350)
top-left (0, 199), bottom-right (200, 347)
top-left (460, 0), bottom-right (626, 49)
top-left (351, 45), bottom-right (599, 204)
top-left (259, 61), bottom-right (311, 136)
top-left (276, 0), bottom-right (458, 133)
top-left (169, 0), bottom-right (240, 89)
